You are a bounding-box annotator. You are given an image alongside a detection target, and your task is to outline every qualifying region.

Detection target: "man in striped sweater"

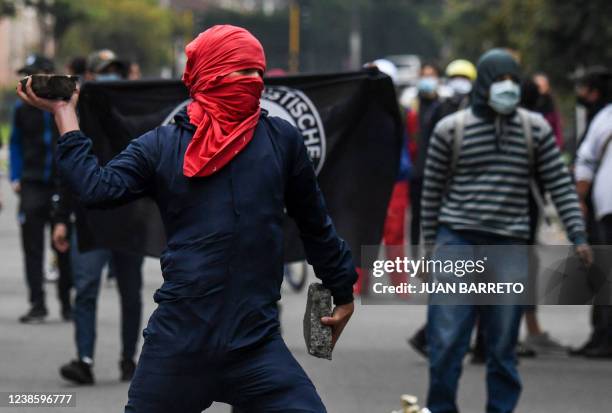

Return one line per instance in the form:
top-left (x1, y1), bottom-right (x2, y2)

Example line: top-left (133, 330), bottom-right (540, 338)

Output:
top-left (421, 49), bottom-right (592, 413)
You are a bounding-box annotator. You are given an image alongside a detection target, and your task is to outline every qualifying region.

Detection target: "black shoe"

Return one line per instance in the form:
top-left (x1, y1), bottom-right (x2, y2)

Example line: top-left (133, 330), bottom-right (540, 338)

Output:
top-left (120, 359), bottom-right (136, 382)
top-left (18, 307), bottom-right (48, 323)
top-left (470, 342), bottom-right (486, 364)
top-left (470, 329), bottom-right (487, 364)
top-left (61, 307), bottom-right (73, 321)
top-left (470, 349), bottom-right (486, 364)
top-left (516, 342), bottom-right (537, 358)
top-left (584, 344), bottom-right (612, 359)
top-left (408, 329), bottom-right (428, 359)
top-left (568, 340), bottom-right (596, 357)
top-left (60, 360), bottom-right (94, 385)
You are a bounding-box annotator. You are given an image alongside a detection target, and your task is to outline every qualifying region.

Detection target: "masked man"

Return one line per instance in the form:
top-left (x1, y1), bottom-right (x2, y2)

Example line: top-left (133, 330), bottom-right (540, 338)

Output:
top-left (421, 49), bottom-right (591, 413)
top-left (18, 25), bottom-right (357, 412)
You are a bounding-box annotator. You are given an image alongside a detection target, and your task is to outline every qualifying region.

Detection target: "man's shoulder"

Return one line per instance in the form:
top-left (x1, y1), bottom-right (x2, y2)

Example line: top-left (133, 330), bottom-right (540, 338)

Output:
top-left (590, 104), bottom-right (612, 130)
top-left (260, 114), bottom-right (302, 149)
top-left (516, 108), bottom-right (548, 129)
top-left (136, 125), bottom-right (181, 154)
top-left (582, 104), bottom-right (612, 145)
top-left (261, 113), bottom-right (299, 136)
top-left (433, 108), bottom-right (471, 138)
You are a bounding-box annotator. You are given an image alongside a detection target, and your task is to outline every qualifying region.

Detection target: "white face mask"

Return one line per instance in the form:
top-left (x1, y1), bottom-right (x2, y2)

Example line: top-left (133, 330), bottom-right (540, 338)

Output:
top-left (448, 77), bottom-right (472, 95)
top-left (488, 79), bottom-right (521, 114)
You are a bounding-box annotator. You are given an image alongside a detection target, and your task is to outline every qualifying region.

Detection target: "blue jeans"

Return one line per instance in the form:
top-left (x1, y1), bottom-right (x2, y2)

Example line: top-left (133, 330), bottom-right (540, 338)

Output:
top-left (71, 232), bottom-right (144, 361)
top-left (426, 226), bottom-right (525, 413)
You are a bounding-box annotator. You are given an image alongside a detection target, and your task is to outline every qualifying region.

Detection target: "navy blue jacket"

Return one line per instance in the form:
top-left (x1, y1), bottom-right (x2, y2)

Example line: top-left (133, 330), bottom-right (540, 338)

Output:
top-left (56, 110), bottom-right (357, 353)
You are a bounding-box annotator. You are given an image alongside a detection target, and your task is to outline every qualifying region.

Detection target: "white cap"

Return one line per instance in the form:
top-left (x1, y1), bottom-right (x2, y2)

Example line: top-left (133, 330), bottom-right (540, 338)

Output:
top-left (372, 58), bottom-right (398, 84)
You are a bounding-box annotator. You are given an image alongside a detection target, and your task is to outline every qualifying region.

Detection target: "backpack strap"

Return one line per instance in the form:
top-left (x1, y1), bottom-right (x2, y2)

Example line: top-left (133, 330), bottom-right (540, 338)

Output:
top-left (450, 108), bottom-right (467, 177)
top-left (443, 108), bottom-right (467, 197)
top-left (517, 108), bottom-right (534, 175)
top-left (517, 108), bottom-right (552, 225)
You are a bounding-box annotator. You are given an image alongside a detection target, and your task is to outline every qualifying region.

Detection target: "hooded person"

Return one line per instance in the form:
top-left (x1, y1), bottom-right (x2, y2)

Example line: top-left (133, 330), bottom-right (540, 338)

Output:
top-left (17, 24), bottom-right (357, 412)
top-left (470, 49), bottom-right (521, 118)
top-left (407, 58), bottom-right (479, 359)
top-left (420, 48), bottom-right (591, 413)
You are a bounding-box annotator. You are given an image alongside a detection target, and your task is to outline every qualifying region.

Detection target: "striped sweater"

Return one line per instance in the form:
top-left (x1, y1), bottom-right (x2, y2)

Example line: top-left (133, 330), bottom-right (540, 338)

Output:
top-left (421, 108), bottom-right (586, 246)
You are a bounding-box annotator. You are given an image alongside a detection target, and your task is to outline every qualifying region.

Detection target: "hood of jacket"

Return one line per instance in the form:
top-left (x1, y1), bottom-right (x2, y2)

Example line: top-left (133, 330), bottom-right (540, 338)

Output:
top-left (472, 49), bottom-right (521, 119)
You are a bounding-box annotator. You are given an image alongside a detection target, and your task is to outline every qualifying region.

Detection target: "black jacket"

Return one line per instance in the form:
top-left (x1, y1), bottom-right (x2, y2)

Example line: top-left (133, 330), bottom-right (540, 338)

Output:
top-left (9, 100), bottom-right (59, 184)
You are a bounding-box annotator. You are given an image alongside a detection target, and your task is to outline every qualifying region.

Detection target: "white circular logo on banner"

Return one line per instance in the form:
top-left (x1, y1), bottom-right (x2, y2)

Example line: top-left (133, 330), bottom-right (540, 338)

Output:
top-left (162, 86), bottom-right (326, 174)
top-left (261, 86), bottom-right (326, 174)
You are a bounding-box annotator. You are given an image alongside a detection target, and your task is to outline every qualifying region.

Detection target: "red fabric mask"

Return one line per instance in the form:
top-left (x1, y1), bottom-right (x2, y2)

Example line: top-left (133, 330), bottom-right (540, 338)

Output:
top-left (182, 25), bottom-right (267, 177)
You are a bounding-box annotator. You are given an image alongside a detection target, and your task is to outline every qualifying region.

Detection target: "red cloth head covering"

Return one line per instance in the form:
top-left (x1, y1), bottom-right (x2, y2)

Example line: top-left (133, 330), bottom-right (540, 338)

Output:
top-left (182, 25), bottom-right (266, 177)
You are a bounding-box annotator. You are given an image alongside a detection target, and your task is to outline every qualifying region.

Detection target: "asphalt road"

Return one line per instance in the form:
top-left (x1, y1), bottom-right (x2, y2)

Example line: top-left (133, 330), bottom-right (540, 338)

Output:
top-left (0, 186), bottom-right (611, 413)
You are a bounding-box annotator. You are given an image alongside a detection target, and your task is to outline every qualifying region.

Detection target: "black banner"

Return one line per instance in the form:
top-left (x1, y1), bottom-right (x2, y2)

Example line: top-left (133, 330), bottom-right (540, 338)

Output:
top-left (76, 70), bottom-right (403, 263)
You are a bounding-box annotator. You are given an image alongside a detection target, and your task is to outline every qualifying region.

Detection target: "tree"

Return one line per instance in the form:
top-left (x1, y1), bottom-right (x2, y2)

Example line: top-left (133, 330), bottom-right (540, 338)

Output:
top-left (55, 0), bottom-right (190, 75)
top-left (537, 0), bottom-right (612, 82)
top-left (434, 0), bottom-right (612, 87)
top-left (0, 0), bottom-right (189, 75)
top-left (0, 0), bottom-right (16, 17)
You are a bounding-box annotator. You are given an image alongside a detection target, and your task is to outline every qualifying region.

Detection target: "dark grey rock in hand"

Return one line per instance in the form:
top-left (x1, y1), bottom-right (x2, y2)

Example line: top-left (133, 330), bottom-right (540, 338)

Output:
top-left (303, 283), bottom-right (333, 360)
top-left (20, 75), bottom-right (78, 100)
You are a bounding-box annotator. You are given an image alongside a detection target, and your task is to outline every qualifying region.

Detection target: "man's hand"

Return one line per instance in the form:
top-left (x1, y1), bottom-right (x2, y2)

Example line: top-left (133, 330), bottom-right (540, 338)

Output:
top-left (11, 181), bottom-right (21, 194)
top-left (579, 200), bottom-right (589, 218)
top-left (576, 244), bottom-right (593, 268)
top-left (52, 223), bottom-right (70, 253)
top-left (16, 77), bottom-right (80, 135)
top-left (321, 301), bottom-right (354, 349)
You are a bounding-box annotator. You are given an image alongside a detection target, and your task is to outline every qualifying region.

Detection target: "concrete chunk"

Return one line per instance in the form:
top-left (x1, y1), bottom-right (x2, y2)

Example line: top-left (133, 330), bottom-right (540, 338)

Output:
top-left (303, 283), bottom-right (333, 360)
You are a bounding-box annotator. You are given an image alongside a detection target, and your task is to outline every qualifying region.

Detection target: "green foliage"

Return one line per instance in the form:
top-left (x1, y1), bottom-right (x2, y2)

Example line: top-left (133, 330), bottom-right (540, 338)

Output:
top-left (2, 0), bottom-right (191, 75)
top-left (0, 0), bottom-right (16, 16)
top-left (4, 0), bottom-right (608, 84)
top-left (537, 0), bottom-right (612, 80)
top-left (57, 0), bottom-right (189, 75)
top-left (0, 122), bottom-right (8, 148)
top-left (435, 0), bottom-right (612, 87)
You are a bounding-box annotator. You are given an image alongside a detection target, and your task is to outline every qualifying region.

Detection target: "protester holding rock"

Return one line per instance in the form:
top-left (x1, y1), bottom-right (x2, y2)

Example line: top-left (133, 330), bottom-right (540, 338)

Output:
top-left (17, 25), bottom-right (356, 412)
